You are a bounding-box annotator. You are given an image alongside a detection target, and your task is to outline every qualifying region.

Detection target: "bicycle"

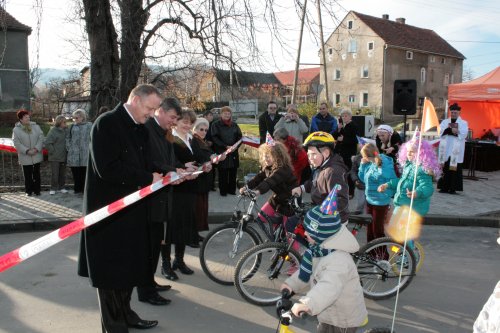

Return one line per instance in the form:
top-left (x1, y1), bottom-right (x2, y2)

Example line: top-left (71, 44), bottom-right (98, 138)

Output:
top-left (199, 188), bottom-right (301, 285)
top-left (234, 210), bottom-right (417, 306)
top-left (350, 213), bottom-right (425, 273)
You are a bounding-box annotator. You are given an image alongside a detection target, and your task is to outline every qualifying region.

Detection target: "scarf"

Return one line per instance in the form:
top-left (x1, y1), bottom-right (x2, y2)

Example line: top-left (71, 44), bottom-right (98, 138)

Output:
top-left (298, 244), bottom-right (333, 282)
top-left (22, 123), bottom-right (32, 134)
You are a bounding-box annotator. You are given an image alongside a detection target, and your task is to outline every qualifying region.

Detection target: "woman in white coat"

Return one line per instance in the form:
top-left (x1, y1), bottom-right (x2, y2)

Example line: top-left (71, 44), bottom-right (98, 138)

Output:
top-left (12, 109), bottom-right (44, 196)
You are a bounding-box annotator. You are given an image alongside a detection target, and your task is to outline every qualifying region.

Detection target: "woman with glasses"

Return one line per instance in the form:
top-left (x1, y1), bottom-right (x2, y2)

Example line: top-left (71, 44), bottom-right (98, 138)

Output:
top-left (66, 109), bottom-right (92, 194)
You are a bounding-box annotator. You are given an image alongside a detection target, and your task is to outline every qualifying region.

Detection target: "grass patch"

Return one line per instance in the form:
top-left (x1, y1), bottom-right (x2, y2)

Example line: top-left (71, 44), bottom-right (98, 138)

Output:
top-left (239, 124), bottom-right (259, 137)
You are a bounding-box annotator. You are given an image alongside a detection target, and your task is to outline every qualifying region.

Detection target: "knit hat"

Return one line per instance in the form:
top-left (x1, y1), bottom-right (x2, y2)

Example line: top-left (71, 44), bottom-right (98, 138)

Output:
top-left (17, 109), bottom-right (29, 120)
top-left (303, 184), bottom-right (342, 244)
top-left (303, 206), bottom-right (341, 244)
top-left (377, 124), bottom-right (394, 135)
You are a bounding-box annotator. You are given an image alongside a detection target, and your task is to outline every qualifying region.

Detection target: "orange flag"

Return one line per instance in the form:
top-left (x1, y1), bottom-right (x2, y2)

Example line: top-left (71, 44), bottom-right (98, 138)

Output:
top-left (421, 98), bottom-right (440, 133)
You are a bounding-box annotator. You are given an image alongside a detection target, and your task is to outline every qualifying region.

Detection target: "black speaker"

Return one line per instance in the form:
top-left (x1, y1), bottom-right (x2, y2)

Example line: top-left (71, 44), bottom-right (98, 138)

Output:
top-left (393, 79), bottom-right (417, 115)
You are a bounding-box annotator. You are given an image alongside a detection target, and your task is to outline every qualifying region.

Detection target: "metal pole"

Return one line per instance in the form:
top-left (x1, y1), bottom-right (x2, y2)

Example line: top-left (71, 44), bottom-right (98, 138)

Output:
top-left (316, 0), bottom-right (329, 104)
top-left (229, 51), bottom-right (234, 102)
top-left (292, 0), bottom-right (308, 105)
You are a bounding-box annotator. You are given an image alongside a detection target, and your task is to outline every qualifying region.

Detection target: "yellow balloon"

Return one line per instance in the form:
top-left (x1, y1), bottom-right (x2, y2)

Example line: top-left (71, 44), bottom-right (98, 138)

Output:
top-left (386, 206), bottom-right (423, 243)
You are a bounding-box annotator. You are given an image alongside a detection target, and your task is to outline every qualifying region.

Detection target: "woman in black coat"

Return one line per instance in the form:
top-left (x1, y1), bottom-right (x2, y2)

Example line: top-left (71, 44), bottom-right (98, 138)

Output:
top-left (211, 106), bottom-right (242, 196)
top-left (333, 109), bottom-right (358, 197)
top-left (163, 110), bottom-right (199, 281)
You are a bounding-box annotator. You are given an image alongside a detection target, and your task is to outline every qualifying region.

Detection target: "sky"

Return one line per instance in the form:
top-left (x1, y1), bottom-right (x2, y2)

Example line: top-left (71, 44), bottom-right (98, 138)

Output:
top-left (4, 0), bottom-right (500, 80)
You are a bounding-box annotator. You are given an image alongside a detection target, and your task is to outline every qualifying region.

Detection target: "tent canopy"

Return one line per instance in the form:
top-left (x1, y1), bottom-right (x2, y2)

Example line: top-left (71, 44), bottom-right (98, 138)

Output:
top-left (448, 66), bottom-right (500, 139)
top-left (449, 66), bottom-right (500, 101)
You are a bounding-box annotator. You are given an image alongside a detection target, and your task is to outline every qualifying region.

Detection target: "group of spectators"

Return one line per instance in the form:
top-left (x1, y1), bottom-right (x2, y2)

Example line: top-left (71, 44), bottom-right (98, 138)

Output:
top-left (12, 109), bottom-right (92, 196)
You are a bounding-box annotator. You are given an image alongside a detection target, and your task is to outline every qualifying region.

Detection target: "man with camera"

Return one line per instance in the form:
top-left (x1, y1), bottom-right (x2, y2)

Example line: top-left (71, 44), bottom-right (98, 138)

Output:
top-left (274, 104), bottom-right (309, 144)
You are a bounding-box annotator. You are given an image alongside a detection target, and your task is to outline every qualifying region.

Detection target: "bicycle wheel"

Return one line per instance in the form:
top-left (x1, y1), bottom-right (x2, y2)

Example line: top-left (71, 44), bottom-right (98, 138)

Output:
top-left (355, 237), bottom-right (416, 300)
top-left (234, 242), bottom-right (301, 306)
top-left (200, 222), bottom-right (262, 285)
top-left (413, 241), bottom-right (425, 273)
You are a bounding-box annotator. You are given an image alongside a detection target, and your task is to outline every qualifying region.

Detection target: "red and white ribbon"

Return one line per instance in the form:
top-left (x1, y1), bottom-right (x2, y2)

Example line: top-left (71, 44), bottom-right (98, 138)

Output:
top-left (0, 137), bottom-right (48, 155)
top-left (211, 139), bottom-right (242, 164)
top-left (0, 171), bottom-right (201, 273)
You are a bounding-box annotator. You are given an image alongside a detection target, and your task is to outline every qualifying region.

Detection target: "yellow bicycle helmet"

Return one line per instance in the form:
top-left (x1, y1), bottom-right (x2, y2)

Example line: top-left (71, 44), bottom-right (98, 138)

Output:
top-left (303, 131), bottom-right (336, 148)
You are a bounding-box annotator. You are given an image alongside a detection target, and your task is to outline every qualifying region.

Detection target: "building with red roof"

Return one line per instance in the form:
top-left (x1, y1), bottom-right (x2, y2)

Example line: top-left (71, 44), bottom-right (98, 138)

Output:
top-left (322, 11), bottom-right (464, 121)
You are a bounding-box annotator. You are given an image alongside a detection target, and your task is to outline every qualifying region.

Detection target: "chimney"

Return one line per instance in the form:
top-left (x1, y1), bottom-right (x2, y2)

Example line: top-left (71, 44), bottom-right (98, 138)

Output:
top-left (395, 17), bottom-right (406, 24)
top-left (382, 14), bottom-right (389, 20)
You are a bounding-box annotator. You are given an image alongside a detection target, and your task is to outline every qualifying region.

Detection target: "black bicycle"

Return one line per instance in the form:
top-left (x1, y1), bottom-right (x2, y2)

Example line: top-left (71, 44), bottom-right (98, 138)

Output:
top-left (234, 212), bottom-right (416, 306)
top-left (199, 188), bottom-right (304, 285)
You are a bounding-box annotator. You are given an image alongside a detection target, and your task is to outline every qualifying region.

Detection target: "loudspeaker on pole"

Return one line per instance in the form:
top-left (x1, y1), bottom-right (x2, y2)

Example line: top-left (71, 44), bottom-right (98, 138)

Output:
top-left (393, 79), bottom-right (417, 115)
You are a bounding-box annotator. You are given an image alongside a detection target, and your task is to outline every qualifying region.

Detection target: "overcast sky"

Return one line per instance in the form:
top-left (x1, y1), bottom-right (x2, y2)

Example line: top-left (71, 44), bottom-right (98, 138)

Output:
top-left (5, 0), bottom-right (500, 79)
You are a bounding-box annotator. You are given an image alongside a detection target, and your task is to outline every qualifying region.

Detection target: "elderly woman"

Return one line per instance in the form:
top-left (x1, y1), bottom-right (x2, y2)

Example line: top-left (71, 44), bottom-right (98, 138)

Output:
top-left (211, 106), bottom-right (242, 196)
top-left (12, 109), bottom-right (44, 196)
top-left (375, 124), bottom-right (402, 163)
top-left (191, 117), bottom-right (223, 242)
top-left (274, 104), bottom-right (309, 144)
top-left (44, 115), bottom-right (68, 194)
top-left (66, 109), bottom-right (92, 194)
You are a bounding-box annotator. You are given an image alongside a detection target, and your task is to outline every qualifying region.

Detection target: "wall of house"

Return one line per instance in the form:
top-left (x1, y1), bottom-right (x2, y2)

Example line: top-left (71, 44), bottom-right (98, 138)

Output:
top-left (383, 48), bottom-right (464, 122)
top-left (321, 13), bottom-right (385, 116)
top-left (0, 30), bottom-right (30, 120)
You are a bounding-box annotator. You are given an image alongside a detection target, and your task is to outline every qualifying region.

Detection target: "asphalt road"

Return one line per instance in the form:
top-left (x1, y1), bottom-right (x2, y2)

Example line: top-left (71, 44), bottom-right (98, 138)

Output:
top-left (0, 225), bottom-right (499, 333)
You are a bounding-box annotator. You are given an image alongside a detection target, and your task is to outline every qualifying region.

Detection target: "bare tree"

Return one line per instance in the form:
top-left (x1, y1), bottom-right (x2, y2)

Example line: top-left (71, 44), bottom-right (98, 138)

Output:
top-left (79, 0), bottom-right (342, 118)
top-left (462, 66), bottom-right (475, 82)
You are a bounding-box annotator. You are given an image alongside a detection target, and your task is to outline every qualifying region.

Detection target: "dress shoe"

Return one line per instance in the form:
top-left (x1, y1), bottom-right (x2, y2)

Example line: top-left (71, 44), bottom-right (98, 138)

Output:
top-left (138, 293), bottom-right (171, 306)
top-left (128, 319), bottom-right (158, 329)
top-left (448, 190), bottom-right (457, 194)
top-left (172, 259), bottom-right (194, 275)
top-left (155, 282), bottom-right (171, 292)
top-left (439, 189), bottom-right (448, 193)
top-left (161, 265), bottom-right (179, 281)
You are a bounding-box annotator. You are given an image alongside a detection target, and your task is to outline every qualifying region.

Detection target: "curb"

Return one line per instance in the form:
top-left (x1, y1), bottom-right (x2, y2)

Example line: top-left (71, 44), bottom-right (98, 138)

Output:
top-left (1, 213), bottom-right (498, 234)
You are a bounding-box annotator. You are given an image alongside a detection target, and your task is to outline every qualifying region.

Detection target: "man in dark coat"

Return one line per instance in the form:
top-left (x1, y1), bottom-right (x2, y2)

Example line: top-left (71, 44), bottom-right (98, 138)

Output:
top-left (258, 101), bottom-right (282, 143)
top-left (136, 97), bottom-right (183, 306)
top-left (78, 84), bottom-right (163, 332)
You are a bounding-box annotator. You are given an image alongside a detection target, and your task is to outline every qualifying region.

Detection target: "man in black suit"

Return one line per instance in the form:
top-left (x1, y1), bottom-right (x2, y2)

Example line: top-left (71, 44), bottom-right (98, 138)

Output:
top-left (258, 101), bottom-right (282, 143)
top-left (137, 97), bottom-right (183, 306)
top-left (78, 84), bottom-right (163, 332)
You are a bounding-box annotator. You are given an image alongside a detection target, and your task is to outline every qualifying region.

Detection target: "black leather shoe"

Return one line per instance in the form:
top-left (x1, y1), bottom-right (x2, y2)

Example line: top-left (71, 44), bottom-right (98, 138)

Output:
top-left (128, 319), bottom-right (158, 329)
top-left (161, 266), bottom-right (179, 281)
top-left (172, 259), bottom-right (194, 275)
top-left (155, 282), bottom-right (171, 292)
top-left (138, 293), bottom-right (171, 306)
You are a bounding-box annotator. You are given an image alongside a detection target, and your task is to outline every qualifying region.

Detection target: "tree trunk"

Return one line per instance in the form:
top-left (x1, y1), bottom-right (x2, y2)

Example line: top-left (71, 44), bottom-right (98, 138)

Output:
top-left (82, 0), bottom-right (120, 119)
top-left (118, 0), bottom-right (148, 102)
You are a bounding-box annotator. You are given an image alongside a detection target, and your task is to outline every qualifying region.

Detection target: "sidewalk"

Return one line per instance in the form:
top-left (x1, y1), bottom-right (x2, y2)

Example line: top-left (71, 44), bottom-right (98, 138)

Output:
top-left (0, 169), bottom-right (498, 232)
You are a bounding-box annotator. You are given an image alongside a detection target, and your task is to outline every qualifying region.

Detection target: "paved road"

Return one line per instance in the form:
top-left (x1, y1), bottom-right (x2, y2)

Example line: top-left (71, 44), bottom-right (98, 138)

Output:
top-left (0, 225), bottom-right (499, 333)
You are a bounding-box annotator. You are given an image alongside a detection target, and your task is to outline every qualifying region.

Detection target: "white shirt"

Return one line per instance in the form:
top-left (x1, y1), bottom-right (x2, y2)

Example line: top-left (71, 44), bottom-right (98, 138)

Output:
top-left (439, 116), bottom-right (468, 163)
top-left (172, 129), bottom-right (193, 153)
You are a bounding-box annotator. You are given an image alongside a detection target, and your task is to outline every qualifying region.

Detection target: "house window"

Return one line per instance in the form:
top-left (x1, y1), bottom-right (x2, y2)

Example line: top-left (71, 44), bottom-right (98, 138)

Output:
top-left (430, 69), bottom-right (434, 82)
top-left (430, 55), bottom-right (435, 63)
top-left (334, 68), bottom-right (341, 80)
top-left (362, 92), bottom-right (368, 107)
top-left (206, 82), bottom-right (214, 90)
top-left (367, 42), bottom-right (374, 50)
top-left (348, 94), bottom-right (355, 103)
top-left (335, 93), bottom-right (341, 105)
top-left (240, 86), bottom-right (248, 92)
top-left (361, 65), bottom-right (369, 78)
top-left (444, 73), bottom-right (450, 86)
top-left (348, 39), bottom-right (357, 53)
top-left (406, 51), bottom-right (413, 60)
top-left (421, 68), bottom-right (426, 83)
top-left (451, 73), bottom-right (455, 84)
top-left (441, 58), bottom-right (446, 64)
top-left (348, 20), bottom-right (353, 29)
